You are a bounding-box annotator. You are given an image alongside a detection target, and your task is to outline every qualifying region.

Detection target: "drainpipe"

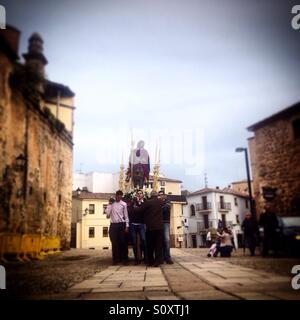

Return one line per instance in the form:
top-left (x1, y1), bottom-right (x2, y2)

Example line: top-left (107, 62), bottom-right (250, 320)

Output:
top-left (22, 102), bottom-right (29, 233)
top-left (23, 103), bottom-right (29, 202)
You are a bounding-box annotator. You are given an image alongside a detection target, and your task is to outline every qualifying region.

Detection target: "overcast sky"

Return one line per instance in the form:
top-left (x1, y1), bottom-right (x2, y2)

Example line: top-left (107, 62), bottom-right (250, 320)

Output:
top-left (3, 0), bottom-right (300, 191)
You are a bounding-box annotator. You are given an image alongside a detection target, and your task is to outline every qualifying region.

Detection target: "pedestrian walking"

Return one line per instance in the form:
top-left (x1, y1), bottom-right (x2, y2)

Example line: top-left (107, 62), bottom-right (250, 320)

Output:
top-left (105, 190), bottom-right (129, 265)
top-left (259, 202), bottom-right (279, 257)
top-left (242, 212), bottom-right (258, 256)
top-left (206, 230), bottom-right (212, 248)
top-left (227, 227), bottom-right (236, 253)
top-left (218, 219), bottom-right (223, 229)
top-left (214, 227), bottom-right (222, 257)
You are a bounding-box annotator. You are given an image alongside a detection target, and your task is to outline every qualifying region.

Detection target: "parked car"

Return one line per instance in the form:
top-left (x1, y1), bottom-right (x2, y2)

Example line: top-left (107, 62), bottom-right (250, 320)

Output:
top-left (278, 216), bottom-right (300, 256)
top-left (259, 216), bottom-right (300, 256)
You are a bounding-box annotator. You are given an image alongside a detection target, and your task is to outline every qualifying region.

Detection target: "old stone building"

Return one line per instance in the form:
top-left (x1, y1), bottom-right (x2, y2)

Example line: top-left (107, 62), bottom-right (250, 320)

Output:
top-left (247, 102), bottom-right (300, 217)
top-left (0, 26), bottom-right (75, 248)
top-left (231, 180), bottom-right (253, 195)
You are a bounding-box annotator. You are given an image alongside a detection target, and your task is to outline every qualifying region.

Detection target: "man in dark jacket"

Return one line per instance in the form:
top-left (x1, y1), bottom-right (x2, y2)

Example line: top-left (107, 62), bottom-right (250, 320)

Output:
top-left (241, 212), bottom-right (258, 256)
top-left (259, 202), bottom-right (279, 257)
top-left (158, 190), bottom-right (173, 264)
top-left (136, 191), bottom-right (164, 267)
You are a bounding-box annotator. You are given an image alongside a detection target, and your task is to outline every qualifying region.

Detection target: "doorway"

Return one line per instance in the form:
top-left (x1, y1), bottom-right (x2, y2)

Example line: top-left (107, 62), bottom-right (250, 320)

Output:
top-left (191, 234), bottom-right (197, 248)
top-left (204, 214), bottom-right (209, 229)
top-left (221, 214), bottom-right (226, 227)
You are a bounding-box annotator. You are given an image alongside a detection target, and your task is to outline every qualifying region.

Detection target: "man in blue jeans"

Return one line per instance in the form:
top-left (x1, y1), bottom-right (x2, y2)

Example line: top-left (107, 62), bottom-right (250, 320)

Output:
top-left (158, 190), bottom-right (174, 264)
top-left (128, 190), bottom-right (147, 264)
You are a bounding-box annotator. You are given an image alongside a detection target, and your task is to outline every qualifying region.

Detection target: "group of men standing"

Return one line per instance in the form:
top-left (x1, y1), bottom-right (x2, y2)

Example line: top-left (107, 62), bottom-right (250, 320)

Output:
top-left (105, 189), bottom-right (174, 267)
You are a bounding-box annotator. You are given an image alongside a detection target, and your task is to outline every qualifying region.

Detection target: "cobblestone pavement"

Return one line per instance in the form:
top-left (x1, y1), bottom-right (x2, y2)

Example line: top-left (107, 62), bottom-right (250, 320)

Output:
top-left (3, 249), bottom-right (112, 299)
top-left (67, 249), bottom-right (300, 300)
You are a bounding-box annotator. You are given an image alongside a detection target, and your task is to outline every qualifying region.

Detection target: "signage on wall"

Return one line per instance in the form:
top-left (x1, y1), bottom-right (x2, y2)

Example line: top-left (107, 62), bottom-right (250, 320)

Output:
top-left (0, 5), bottom-right (5, 29)
top-left (262, 187), bottom-right (277, 200)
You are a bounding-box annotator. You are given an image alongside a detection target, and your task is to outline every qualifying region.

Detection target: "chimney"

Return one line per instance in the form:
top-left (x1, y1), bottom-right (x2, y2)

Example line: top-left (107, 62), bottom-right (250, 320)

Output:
top-left (22, 32), bottom-right (48, 94)
top-left (216, 186), bottom-right (219, 190)
top-left (0, 25), bottom-right (20, 60)
top-left (23, 32), bottom-right (48, 77)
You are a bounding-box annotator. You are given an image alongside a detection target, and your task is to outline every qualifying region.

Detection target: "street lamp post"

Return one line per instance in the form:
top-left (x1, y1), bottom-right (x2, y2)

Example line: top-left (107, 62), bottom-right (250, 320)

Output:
top-left (235, 147), bottom-right (255, 219)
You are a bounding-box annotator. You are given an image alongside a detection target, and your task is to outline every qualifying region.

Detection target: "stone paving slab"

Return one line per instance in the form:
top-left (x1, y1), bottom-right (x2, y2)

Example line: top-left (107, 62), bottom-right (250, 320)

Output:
top-left (233, 292), bottom-right (279, 300)
top-left (71, 280), bottom-right (103, 290)
top-left (177, 290), bottom-right (239, 300)
top-left (147, 295), bottom-right (180, 300)
top-left (92, 286), bottom-right (144, 293)
top-left (229, 283), bottom-right (291, 292)
top-left (68, 288), bottom-right (92, 293)
top-left (253, 276), bottom-right (290, 283)
top-left (94, 283), bottom-right (121, 288)
top-left (80, 292), bottom-right (146, 300)
top-left (145, 291), bottom-right (177, 297)
top-left (27, 292), bottom-right (83, 300)
top-left (121, 281), bottom-right (168, 287)
top-left (266, 291), bottom-right (300, 300)
top-left (144, 286), bottom-right (170, 292)
top-left (212, 271), bottom-right (262, 277)
top-left (69, 264), bottom-right (170, 297)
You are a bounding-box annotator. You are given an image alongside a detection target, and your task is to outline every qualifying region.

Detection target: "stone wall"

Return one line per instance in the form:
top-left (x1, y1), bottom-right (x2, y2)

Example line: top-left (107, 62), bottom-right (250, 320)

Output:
top-left (231, 180), bottom-right (253, 194)
top-left (0, 48), bottom-right (73, 248)
top-left (248, 114), bottom-right (300, 217)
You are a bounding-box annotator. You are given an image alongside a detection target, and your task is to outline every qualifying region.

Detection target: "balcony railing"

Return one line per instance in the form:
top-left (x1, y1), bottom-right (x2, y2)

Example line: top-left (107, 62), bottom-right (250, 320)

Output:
top-left (218, 202), bottom-right (231, 211)
top-left (197, 220), bottom-right (213, 232)
top-left (195, 202), bottom-right (212, 211)
top-left (195, 219), bottom-right (234, 233)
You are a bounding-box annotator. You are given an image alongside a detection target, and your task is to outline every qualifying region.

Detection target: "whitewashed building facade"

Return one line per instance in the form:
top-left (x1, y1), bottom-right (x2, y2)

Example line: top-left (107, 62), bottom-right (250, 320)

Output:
top-left (73, 172), bottom-right (119, 193)
top-left (183, 187), bottom-right (250, 248)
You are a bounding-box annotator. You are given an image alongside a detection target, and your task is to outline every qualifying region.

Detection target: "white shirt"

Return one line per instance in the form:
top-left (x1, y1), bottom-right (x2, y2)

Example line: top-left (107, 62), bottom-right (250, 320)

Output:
top-left (129, 148), bottom-right (149, 165)
top-left (219, 232), bottom-right (233, 247)
top-left (206, 231), bottom-right (211, 241)
top-left (105, 200), bottom-right (129, 227)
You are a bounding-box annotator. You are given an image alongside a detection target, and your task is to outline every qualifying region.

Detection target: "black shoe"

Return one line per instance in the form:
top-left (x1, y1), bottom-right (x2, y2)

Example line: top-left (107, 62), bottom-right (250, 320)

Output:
top-left (166, 260), bottom-right (174, 264)
top-left (153, 263), bottom-right (161, 267)
top-left (112, 261), bottom-right (119, 266)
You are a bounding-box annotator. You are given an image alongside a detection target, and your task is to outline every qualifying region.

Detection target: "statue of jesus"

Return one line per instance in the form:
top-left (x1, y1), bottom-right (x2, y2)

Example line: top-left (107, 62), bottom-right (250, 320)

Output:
top-left (126, 140), bottom-right (150, 189)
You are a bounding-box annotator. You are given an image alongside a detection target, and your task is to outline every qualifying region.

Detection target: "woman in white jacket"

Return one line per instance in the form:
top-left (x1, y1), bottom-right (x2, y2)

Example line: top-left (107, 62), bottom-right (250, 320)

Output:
top-left (218, 228), bottom-right (233, 257)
